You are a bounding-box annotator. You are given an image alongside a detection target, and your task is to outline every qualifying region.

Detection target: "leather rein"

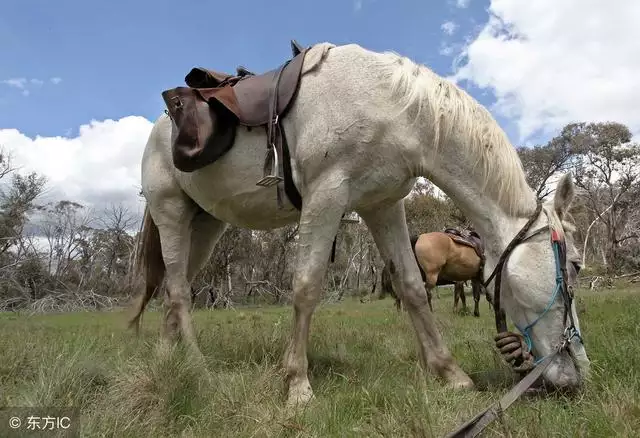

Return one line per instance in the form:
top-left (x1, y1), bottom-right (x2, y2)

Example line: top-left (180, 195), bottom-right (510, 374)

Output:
top-left (445, 203), bottom-right (583, 438)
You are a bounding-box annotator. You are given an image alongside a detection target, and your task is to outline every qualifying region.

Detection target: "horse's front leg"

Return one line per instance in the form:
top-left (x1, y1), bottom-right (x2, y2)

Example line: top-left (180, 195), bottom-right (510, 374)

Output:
top-left (283, 180), bottom-right (347, 409)
top-left (359, 200), bottom-right (474, 390)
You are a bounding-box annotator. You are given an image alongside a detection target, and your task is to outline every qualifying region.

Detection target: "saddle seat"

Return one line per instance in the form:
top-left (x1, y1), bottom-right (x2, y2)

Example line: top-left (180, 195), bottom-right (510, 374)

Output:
top-left (161, 39), bottom-right (308, 209)
top-left (443, 227), bottom-right (485, 261)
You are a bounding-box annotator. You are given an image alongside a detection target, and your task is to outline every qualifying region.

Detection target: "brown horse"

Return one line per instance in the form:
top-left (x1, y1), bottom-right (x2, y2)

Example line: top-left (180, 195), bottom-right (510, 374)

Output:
top-left (379, 229), bottom-right (493, 317)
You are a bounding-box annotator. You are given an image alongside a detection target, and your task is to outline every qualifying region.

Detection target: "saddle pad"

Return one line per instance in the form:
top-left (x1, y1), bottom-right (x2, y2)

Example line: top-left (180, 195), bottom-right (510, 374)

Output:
top-left (446, 233), bottom-right (485, 260)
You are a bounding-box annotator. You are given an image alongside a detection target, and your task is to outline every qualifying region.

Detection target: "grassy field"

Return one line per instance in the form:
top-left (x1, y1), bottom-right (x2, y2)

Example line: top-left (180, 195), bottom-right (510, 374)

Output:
top-left (1, 284), bottom-right (639, 437)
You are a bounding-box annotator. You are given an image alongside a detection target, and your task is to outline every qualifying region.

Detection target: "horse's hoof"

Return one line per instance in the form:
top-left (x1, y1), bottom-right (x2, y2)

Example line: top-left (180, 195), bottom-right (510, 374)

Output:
top-left (448, 378), bottom-right (475, 391)
top-left (285, 383), bottom-right (314, 413)
top-left (445, 370), bottom-right (475, 391)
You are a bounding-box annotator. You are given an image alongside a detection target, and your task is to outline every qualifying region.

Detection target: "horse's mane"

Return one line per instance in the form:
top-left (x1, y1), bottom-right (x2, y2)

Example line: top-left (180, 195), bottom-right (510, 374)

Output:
top-left (378, 51), bottom-right (537, 217)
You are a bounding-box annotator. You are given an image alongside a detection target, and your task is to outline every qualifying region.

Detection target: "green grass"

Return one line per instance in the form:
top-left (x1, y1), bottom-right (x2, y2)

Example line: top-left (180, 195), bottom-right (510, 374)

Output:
top-left (1, 284), bottom-right (639, 437)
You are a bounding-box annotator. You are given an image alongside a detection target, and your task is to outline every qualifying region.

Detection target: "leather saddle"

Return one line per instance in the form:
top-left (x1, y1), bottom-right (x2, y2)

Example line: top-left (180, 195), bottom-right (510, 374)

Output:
top-left (161, 40), bottom-right (308, 209)
top-left (443, 227), bottom-right (485, 261)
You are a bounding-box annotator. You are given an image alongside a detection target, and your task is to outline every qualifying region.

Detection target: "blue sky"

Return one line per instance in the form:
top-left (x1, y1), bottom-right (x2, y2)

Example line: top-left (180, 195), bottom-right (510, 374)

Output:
top-left (2, 1), bottom-right (634, 215)
top-left (0, 0), bottom-right (522, 141)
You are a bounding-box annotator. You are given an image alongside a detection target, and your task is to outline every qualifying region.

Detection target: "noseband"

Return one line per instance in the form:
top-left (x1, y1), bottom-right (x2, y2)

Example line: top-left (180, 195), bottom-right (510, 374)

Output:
top-left (445, 203), bottom-right (584, 438)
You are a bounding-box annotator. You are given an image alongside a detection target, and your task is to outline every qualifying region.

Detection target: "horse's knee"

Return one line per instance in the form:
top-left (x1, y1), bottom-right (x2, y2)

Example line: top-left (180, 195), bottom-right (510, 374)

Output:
top-left (292, 274), bottom-right (321, 310)
top-left (164, 276), bottom-right (190, 307)
top-left (400, 278), bottom-right (430, 309)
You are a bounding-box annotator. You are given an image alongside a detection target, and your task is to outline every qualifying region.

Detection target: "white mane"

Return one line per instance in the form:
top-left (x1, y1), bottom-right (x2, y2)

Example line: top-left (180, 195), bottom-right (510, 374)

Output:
top-left (376, 51), bottom-right (537, 217)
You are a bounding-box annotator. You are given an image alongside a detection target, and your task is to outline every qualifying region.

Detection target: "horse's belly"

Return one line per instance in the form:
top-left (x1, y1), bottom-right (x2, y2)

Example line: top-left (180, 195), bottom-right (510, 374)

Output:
top-left (175, 159), bottom-right (300, 230)
top-left (178, 172), bottom-right (300, 229)
top-left (440, 263), bottom-right (479, 281)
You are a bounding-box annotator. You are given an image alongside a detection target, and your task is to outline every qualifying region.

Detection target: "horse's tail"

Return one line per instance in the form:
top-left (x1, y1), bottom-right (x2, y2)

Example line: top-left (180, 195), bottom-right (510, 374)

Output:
top-left (128, 205), bottom-right (165, 333)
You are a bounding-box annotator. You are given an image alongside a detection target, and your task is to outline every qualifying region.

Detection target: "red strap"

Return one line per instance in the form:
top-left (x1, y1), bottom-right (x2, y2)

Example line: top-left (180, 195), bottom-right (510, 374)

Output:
top-left (551, 229), bottom-right (561, 242)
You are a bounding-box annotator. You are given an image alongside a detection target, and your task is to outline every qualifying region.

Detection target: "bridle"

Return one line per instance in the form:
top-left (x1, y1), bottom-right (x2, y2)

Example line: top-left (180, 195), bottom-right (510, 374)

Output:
top-left (445, 202), bottom-right (584, 438)
top-left (483, 202), bottom-right (582, 363)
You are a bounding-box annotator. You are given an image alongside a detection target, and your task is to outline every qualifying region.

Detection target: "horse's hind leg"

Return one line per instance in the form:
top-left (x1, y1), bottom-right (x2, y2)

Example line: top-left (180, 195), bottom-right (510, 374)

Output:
top-left (187, 210), bottom-right (228, 283)
top-left (471, 279), bottom-right (481, 317)
top-left (359, 201), bottom-right (473, 389)
top-left (483, 282), bottom-right (494, 307)
top-left (147, 190), bottom-right (203, 356)
top-left (283, 182), bottom-right (347, 408)
top-left (458, 282), bottom-right (468, 312)
top-left (453, 282), bottom-right (460, 312)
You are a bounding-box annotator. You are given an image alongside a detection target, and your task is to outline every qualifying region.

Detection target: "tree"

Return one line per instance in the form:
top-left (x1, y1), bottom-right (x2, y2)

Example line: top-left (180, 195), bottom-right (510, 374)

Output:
top-left (39, 200), bottom-right (93, 282)
top-left (516, 125), bottom-right (580, 199)
top-left (0, 148), bottom-right (47, 263)
top-left (404, 187), bottom-right (466, 236)
top-left (569, 122), bottom-right (640, 271)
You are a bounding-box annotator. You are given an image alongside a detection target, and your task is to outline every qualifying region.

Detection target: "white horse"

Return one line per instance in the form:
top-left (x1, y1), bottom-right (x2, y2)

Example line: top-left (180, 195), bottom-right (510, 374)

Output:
top-left (129, 42), bottom-right (590, 408)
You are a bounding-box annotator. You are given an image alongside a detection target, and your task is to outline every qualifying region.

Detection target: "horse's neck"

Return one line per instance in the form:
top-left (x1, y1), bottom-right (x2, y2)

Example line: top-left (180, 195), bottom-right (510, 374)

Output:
top-left (416, 148), bottom-right (536, 256)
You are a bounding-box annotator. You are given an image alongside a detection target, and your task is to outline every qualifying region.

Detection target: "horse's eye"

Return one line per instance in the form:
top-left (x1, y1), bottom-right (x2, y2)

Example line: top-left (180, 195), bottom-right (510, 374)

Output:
top-left (571, 261), bottom-right (581, 274)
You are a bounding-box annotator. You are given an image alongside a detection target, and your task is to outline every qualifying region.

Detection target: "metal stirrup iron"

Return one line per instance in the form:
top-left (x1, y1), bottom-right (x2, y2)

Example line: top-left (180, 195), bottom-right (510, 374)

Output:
top-left (256, 141), bottom-right (284, 187)
top-left (256, 61), bottom-right (287, 188)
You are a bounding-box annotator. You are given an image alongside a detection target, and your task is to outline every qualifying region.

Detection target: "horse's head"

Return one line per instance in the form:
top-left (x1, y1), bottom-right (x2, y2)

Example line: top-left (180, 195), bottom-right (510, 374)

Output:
top-left (502, 173), bottom-right (589, 393)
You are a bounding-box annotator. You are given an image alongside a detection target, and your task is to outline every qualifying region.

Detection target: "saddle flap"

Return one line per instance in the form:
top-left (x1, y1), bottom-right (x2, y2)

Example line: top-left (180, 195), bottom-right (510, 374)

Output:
top-left (160, 44), bottom-right (310, 176)
top-left (227, 49), bottom-right (308, 126)
top-left (161, 86), bottom-right (238, 172)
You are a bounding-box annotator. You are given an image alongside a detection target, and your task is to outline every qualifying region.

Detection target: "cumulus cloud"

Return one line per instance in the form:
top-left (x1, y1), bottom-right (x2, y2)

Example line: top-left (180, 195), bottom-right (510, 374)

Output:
top-left (0, 116), bottom-right (154, 220)
top-left (441, 21), bottom-right (458, 36)
top-left (50, 77), bottom-right (62, 85)
top-left (451, 0), bottom-right (640, 142)
top-left (455, 0), bottom-right (470, 8)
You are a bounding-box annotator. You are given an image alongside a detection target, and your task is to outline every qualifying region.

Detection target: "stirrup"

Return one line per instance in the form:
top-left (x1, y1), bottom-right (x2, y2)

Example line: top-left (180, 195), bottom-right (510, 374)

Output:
top-left (256, 144), bottom-right (284, 187)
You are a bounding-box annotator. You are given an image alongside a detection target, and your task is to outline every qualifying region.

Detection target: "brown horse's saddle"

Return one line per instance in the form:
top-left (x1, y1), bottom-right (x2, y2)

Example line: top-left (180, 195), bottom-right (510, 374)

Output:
top-left (443, 227), bottom-right (485, 261)
top-left (161, 40), bottom-right (309, 210)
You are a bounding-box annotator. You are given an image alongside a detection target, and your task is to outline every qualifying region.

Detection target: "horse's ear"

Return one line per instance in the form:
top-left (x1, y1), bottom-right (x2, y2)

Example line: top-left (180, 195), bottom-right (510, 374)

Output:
top-left (554, 173), bottom-right (575, 220)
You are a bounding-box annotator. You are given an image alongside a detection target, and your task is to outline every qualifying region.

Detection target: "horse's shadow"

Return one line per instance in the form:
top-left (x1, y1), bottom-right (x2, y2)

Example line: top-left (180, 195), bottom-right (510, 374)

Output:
top-left (468, 368), bottom-right (517, 392)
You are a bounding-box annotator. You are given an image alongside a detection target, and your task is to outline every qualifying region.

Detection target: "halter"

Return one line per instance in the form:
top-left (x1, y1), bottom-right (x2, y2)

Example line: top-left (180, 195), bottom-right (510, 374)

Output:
top-left (481, 202), bottom-right (583, 367)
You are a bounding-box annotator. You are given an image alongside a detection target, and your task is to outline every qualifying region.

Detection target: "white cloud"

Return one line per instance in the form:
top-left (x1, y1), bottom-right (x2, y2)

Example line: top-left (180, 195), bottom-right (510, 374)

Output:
top-left (2, 77), bottom-right (55, 96)
top-left (0, 116), bottom-right (154, 218)
top-left (441, 21), bottom-right (458, 36)
top-left (455, 0), bottom-right (470, 8)
top-left (451, 0), bottom-right (640, 142)
top-left (440, 46), bottom-right (454, 57)
top-left (354, 0), bottom-right (362, 12)
top-left (50, 77), bottom-right (62, 85)
top-left (2, 78), bottom-right (27, 89)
